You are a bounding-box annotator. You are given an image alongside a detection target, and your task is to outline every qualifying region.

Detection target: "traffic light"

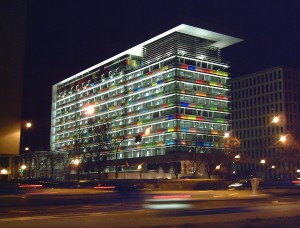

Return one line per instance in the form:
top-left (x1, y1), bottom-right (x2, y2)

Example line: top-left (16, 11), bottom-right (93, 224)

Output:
top-left (135, 134), bottom-right (142, 143)
top-left (19, 168), bottom-right (24, 176)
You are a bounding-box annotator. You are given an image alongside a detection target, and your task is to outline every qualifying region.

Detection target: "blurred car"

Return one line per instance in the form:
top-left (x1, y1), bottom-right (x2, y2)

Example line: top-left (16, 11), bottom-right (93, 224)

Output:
top-left (228, 179), bottom-right (252, 190)
top-left (143, 193), bottom-right (192, 210)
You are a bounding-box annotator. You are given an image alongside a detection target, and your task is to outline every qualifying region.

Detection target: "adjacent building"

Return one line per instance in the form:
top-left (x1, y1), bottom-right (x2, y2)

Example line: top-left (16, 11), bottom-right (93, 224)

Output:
top-left (231, 66), bottom-right (300, 180)
top-left (0, 1), bottom-right (27, 181)
top-left (51, 24), bottom-right (242, 179)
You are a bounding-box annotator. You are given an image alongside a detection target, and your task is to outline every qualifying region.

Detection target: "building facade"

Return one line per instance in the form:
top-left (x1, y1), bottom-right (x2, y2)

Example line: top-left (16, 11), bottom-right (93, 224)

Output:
top-left (231, 66), bottom-right (300, 180)
top-left (51, 24), bottom-right (242, 179)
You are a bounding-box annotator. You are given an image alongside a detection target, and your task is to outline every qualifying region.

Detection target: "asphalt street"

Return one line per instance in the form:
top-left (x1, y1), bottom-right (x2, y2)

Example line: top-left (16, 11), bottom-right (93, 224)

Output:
top-left (0, 188), bottom-right (300, 227)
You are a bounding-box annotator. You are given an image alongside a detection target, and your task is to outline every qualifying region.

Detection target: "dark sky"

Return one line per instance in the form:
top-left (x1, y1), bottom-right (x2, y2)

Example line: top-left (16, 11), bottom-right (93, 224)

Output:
top-left (12, 0), bottom-right (300, 151)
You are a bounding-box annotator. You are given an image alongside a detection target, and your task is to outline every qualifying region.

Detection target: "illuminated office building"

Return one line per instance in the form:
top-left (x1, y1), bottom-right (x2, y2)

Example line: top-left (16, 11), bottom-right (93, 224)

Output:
top-left (231, 66), bottom-right (300, 179)
top-left (51, 24), bottom-right (242, 179)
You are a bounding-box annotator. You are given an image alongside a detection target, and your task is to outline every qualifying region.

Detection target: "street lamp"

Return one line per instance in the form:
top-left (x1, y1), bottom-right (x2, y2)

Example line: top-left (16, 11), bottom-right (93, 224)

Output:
top-left (279, 135), bottom-right (286, 143)
top-left (73, 158), bottom-right (80, 186)
top-left (84, 105), bottom-right (95, 116)
top-left (1, 169), bottom-right (8, 175)
top-left (20, 121), bottom-right (32, 153)
top-left (137, 164), bottom-right (143, 179)
top-left (271, 116), bottom-right (280, 124)
top-left (234, 154), bottom-right (240, 178)
top-left (257, 115), bottom-right (282, 180)
top-left (115, 127), bottom-right (151, 179)
top-left (144, 127), bottom-right (151, 136)
top-left (115, 137), bottom-right (127, 179)
top-left (71, 105), bottom-right (94, 183)
top-left (260, 159), bottom-right (266, 179)
top-left (17, 121), bottom-right (33, 180)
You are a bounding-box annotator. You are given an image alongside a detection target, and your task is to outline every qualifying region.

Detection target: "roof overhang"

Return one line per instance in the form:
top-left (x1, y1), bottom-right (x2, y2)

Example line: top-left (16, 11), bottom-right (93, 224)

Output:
top-left (55, 24), bottom-right (242, 86)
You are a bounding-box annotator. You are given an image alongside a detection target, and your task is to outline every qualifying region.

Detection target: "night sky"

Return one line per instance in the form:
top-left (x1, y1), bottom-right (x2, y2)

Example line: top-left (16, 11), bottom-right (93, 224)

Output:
top-left (7, 0), bottom-right (300, 151)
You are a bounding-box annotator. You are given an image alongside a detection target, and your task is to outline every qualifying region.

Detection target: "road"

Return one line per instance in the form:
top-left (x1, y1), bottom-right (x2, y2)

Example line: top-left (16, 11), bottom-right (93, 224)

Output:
top-left (1, 188), bottom-right (300, 227)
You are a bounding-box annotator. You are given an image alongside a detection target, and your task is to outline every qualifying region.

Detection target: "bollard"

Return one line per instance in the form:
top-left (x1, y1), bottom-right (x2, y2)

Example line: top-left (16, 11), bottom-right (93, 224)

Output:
top-left (251, 178), bottom-right (259, 195)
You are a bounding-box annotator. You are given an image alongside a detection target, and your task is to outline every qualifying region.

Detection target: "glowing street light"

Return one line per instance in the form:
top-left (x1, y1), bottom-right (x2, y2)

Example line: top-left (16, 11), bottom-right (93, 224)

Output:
top-left (144, 127), bottom-right (151, 136)
top-left (224, 132), bottom-right (230, 138)
top-left (73, 158), bottom-right (80, 165)
top-left (215, 165), bottom-right (221, 170)
top-left (260, 159), bottom-right (266, 164)
top-left (72, 158), bottom-right (80, 186)
top-left (85, 105), bottom-right (95, 115)
top-left (21, 121), bottom-right (33, 154)
top-left (137, 164), bottom-right (143, 179)
top-left (272, 116), bottom-right (280, 124)
top-left (234, 154), bottom-right (240, 159)
top-left (279, 135), bottom-right (286, 143)
top-left (1, 169), bottom-right (8, 175)
top-left (24, 147), bottom-right (30, 151)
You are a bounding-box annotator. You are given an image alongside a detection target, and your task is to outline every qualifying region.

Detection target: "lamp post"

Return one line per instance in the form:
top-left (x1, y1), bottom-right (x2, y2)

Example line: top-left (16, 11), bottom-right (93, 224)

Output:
top-left (137, 164), bottom-right (143, 179)
top-left (115, 137), bottom-right (127, 179)
top-left (115, 127), bottom-right (151, 179)
top-left (260, 159), bottom-right (266, 179)
top-left (73, 158), bottom-right (80, 186)
top-left (271, 116), bottom-right (280, 124)
top-left (259, 116), bottom-right (281, 180)
top-left (279, 135), bottom-right (286, 143)
top-left (72, 105), bottom-right (94, 182)
top-left (20, 121), bottom-right (32, 153)
top-left (1, 169), bottom-right (8, 175)
top-left (224, 132), bottom-right (230, 138)
top-left (234, 154), bottom-right (240, 179)
top-left (223, 131), bottom-right (241, 180)
top-left (17, 122), bottom-right (32, 180)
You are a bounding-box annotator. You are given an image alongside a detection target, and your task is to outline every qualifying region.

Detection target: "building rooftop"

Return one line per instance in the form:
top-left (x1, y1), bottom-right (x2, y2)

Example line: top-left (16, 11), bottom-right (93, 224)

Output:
top-left (56, 24), bottom-right (242, 86)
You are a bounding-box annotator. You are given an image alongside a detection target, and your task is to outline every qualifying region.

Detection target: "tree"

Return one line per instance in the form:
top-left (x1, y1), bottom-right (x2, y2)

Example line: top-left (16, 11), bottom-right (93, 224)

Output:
top-left (277, 134), bottom-right (300, 161)
top-left (222, 135), bottom-right (241, 180)
top-left (275, 134), bottom-right (300, 177)
top-left (199, 147), bottom-right (224, 179)
top-left (32, 151), bottom-right (41, 178)
top-left (69, 110), bottom-right (96, 180)
top-left (172, 155), bottom-right (181, 179)
top-left (92, 122), bottom-right (112, 180)
top-left (188, 146), bottom-right (203, 177)
top-left (60, 149), bottom-right (77, 180)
